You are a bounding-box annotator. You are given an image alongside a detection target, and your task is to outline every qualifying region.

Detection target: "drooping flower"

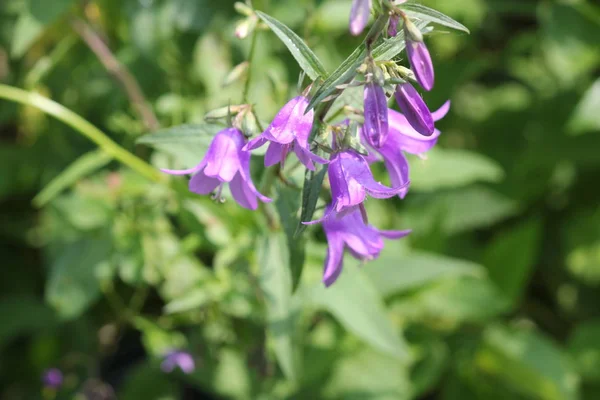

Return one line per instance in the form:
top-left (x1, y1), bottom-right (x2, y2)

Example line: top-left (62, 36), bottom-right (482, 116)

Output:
top-left (349, 0), bottom-right (371, 36)
top-left (162, 127), bottom-right (271, 210)
top-left (322, 206), bottom-right (411, 286)
top-left (161, 351), bottom-right (195, 374)
top-left (394, 83), bottom-right (434, 136)
top-left (243, 96), bottom-right (328, 171)
top-left (365, 101), bottom-right (451, 199)
top-left (42, 368), bottom-right (63, 389)
top-left (307, 150), bottom-right (408, 224)
top-left (363, 81), bottom-right (389, 148)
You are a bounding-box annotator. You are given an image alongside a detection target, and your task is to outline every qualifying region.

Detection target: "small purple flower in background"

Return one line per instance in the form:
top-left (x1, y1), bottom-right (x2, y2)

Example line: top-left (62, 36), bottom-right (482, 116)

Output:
top-left (244, 96), bottom-right (328, 171)
top-left (365, 101), bottom-right (451, 199)
top-left (406, 39), bottom-right (434, 91)
top-left (162, 127), bottom-right (271, 210)
top-left (363, 81), bottom-right (389, 148)
top-left (349, 0), bottom-right (371, 36)
top-left (394, 83), bottom-right (434, 136)
top-left (42, 368), bottom-right (63, 389)
top-left (307, 150), bottom-right (408, 223)
top-left (161, 350), bottom-right (195, 374)
top-left (322, 206), bottom-right (411, 286)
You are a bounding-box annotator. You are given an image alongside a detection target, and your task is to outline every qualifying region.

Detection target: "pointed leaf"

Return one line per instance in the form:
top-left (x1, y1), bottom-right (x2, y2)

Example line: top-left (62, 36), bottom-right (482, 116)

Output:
top-left (399, 3), bottom-right (470, 34)
top-left (137, 123), bottom-right (222, 168)
top-left (258, 233), bottom-right (301, 382)
top-left (256, 11), bottom-right (328, 81)
top-left (296, 162), bottom-right (328, 236)
top-left (275, 184), bottom-right (306, 292)
top-left (303, 261), bottom-right (410, 361)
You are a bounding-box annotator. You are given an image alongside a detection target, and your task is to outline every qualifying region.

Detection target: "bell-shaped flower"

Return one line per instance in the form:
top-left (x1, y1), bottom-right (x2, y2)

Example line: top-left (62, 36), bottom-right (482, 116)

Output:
top-left (394, 83), bottom-right (434, 136)
top-left (42, 368), bottom-right (63, 389)
top-left (244, 96), bottom-right (328, 171)
top-left (388, 15), bottom-right (399, 37)
top-left (162, 127), bottom-right (271, 210)
top-left (365, 101), bottom-right (450, 199)
top-left (363, 81), bottom-right (389, 148)
top-left (307, 150), bottom-right (408, 224)
top-left (349, 0), bottom-right (371, 36)
top-left (322, 206), bottom-right (411, 286)
top-left (161, 350), bottom-right (195, 374)
top-left (406, 39), bottom-right (434, 91)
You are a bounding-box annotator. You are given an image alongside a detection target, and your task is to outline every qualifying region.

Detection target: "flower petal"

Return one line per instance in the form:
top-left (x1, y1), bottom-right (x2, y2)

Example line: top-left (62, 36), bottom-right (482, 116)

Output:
top-left (265, 141), bottom-right (285, 167)
top-left (432, 100), bottom-right (451, 121)
top-left (203, 128), bottom-right (244, 182)
top-left (323, 235), bottom-right (345, 287)
top-left (379, 229), bottom-right (412, 239)
top-left (189, 167), bottom-right (221, 195)
top-left (244, 135), bottom-right (268, 151)
top-left (238, 150), bottom-right (272, 204)
top-left (229, 173), bottom-right (258, 210)
top-left (382, 151), bottom-right (410, 199)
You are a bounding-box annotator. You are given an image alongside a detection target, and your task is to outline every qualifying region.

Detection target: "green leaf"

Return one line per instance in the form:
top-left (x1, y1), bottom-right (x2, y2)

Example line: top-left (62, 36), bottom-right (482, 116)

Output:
top-left (568, 320), bottom-right (600, 382)
top-left (476, 325), bottom-right (580, 400)
top-left (399, 3), bottom-right (470, 34)
top-left (367, 247), bottom-right (484, 297)
top-left (568, 78), bottom-right (600, 135)
top-left (483, 218), bottom-right (542, 306)
top-left (296, 162), bottom-right (327, 236)
top-left (0, 296), bottom-right (57, 349)
top-left (256, 11), bottom-right (328, 81)
top-left (45, 236), bottom-right (112, 320)
top-left (303, 261), bottom-right (410, 361)
top-left (275, 184), bottom-right (306, 292)
top-left (258, 233), bottom-right (301, 382)
top-left (409, 148), bottom-right (505, 192)
top-left (391, 277), bottom-right (509, 324)
top-left (137, 123), bottom-right (222, 168)
top-left (133, 317), bottom-right (187, 356)
top-left (322, 347), bottom-right (413, 400)
top-left (118, 362), bottom-right (179, 400)
top-left (33, 150), bottom-right (112, 207)
top-left (306, 20), bottom-right (429, 111)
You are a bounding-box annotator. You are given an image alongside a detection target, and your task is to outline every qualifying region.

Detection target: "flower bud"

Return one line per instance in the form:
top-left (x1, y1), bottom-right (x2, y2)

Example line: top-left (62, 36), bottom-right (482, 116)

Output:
top-left (363, 81), bottom-right (389, 147)
top-left (403, 17), bottom-right (423, 42)
top-left (349, 0), bottom-right (371, 36)
top-left (223, 61), bottom-right (249, 87)
top-left (235, 16), bottom-right (257, 39)
top-left (234, 2), bottom-right (253, 16)
top-left (394, 83), bottom-right (434, 136)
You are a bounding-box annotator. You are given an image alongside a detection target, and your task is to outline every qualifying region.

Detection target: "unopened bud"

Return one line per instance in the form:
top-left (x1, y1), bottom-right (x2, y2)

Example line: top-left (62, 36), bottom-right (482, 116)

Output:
top-left (235, 16), bottom-right (257, 39)
top-left (223, 61), bottom-right (249, 87)
top-left (234, 2), bottom-right (253, 16)
top-left (241, 110), bottom-right (260, 137)
top-left (204, 104), bottom-right (246, 121)
top-left (404, 17), bottom-right (423, 42)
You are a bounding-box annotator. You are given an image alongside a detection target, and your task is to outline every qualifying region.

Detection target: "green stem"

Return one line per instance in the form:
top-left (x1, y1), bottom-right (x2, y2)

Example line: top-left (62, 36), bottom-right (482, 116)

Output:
top-left (0, 84), bottom-right (163, 183)
top-left (242, 29), bottom-right (259, 103)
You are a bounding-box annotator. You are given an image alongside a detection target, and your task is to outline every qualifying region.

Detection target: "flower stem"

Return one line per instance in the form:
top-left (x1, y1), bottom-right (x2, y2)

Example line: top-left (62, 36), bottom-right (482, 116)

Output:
top-left (242, 29), bottom-right (259, 103)
top-left (0, 84), bottom-right (163, 183)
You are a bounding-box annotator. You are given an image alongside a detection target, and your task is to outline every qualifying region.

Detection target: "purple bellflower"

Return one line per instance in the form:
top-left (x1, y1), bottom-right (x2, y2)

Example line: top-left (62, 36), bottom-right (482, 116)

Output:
top-left (365, 101), bottom-right (450, 199)
top-left (394, 83), bottom-right (434, 136)
top-left (363, 81), bottom-right (389, 148)
top-left (349, 0), bottom-right (371, 36)
top-left (406, 39), bottom-right (434, 91)
top-left (161, 127), bottom-right (271, 210)
top-left (322, 206), bottom-right (411, 286)
top-left (307, 150), bottom-right (408, 224)
top-left (388, 15), bottom-right (399, 37)
top-left (161, 350), bottom-right (195, 374)
top-left (244, 96), bottom-right (328, 171)
top-left (42, 368), bottom-right (63, 389)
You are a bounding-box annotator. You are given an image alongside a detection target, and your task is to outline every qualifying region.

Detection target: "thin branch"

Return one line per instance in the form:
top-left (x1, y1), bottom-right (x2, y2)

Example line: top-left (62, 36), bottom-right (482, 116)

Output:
top-left (71, 18), bottom-right (160, 131)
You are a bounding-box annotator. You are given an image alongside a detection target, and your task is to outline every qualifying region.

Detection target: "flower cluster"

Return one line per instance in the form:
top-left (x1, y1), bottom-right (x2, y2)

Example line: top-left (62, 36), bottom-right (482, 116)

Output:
top-left (165, 1), bottom-right (449, 287)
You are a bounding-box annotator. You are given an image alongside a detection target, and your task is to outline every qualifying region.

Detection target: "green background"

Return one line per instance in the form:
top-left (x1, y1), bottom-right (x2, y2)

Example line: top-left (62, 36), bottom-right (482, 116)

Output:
top-left (1, 0), bottom-right (599, 398)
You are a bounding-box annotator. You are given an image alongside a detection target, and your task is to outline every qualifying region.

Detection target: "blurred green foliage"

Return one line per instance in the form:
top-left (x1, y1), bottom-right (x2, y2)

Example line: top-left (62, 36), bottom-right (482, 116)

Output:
top-left (1, 0), bottom-right (599, 399)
